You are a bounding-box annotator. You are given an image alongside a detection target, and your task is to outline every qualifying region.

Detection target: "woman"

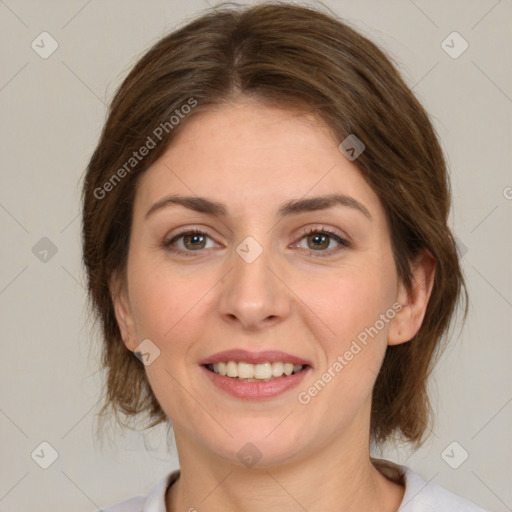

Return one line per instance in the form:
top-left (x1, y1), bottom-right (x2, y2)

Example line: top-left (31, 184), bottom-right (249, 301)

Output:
top-left (82, 2), bottom-right (488, 511)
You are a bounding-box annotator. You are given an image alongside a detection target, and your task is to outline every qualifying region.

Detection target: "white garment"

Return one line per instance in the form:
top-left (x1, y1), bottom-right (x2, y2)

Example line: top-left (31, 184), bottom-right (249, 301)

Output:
top-left (98, 460), bottom-right (489, 512)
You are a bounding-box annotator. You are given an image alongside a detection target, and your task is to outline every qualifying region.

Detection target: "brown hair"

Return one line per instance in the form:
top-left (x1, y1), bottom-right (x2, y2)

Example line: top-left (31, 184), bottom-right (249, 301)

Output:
top-left (82, 1), bottom-right (467, 447)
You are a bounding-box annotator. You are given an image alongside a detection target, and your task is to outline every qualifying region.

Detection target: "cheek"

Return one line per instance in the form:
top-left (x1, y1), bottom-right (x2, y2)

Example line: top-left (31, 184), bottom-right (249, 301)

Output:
top-left (303, 256), bottom-right (397, 391)
top-left (127, 253), bottom-right (209, 342)
top-left (126, 260), bottom-right (212, 419)
top-left (298, 275), bottom-right (395, 418)
top-left (308, 262), bottom-right (395, 342)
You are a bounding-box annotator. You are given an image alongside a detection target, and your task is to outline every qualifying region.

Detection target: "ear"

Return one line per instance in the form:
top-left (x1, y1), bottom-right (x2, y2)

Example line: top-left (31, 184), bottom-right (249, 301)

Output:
top-left (109, 274), bottom-right (138, 352)
top-left (387, 250), bottom-right (436, 346)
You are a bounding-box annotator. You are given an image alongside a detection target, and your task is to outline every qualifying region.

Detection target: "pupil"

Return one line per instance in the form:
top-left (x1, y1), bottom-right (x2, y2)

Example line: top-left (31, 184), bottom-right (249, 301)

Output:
top-left (186, 234), bottom-right (204, 249)
top-left (310, 233), bottom-right (328, 250)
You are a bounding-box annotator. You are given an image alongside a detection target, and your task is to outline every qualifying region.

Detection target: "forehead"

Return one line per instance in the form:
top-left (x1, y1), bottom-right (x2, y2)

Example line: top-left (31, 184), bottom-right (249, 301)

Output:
top-left (134, 99), bottom-right (384, 222)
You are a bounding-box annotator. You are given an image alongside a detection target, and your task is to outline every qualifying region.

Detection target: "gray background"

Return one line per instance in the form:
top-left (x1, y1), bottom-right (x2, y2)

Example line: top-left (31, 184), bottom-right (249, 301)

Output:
top-left (0, 0), bottom-right (510, 510)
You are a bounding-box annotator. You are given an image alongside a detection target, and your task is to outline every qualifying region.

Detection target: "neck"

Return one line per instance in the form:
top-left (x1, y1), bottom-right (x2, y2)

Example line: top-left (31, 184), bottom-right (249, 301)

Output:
top-left (165, 425), bottom-right (404, 512)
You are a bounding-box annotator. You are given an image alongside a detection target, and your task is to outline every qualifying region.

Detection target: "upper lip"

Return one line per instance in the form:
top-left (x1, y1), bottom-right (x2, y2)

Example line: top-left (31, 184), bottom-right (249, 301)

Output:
top-left (200, 349), bottom-right (312, 367)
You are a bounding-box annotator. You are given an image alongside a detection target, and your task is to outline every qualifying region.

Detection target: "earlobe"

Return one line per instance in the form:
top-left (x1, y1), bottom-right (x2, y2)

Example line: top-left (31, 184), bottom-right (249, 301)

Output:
top-left (109, 275), bottom-right (138, 352)
top-left (387, 251), bottom-right (436, 346)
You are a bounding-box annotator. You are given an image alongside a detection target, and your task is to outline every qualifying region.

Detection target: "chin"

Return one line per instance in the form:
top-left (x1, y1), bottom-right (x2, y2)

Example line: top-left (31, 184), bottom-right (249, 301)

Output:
top-left (203, 420), bottom-right (310, 469)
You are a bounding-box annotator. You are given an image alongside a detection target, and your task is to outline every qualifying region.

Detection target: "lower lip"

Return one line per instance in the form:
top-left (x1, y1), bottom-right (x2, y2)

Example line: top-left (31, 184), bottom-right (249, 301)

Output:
top-left (201, 365), bottom-right (311, 400)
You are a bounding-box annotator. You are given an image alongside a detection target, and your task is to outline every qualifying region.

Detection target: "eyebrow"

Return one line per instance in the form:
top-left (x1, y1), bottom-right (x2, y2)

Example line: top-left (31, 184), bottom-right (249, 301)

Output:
top-left (145, 193), bottom-right (371, 221)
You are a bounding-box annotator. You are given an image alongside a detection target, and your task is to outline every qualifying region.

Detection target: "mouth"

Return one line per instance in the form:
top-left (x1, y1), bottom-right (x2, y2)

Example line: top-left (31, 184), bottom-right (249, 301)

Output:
top-left (200, 360), bottom-right (312, 400)
top-left (200, 349), bottom-right (313, 399)
top-left (203, 361), bottom-right (309, 382)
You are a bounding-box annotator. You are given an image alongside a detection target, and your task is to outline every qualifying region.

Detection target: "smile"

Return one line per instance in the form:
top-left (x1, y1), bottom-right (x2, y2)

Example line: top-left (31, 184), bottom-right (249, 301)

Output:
top-left (205, 361), bottom-right (305, 381)
top-left (201, 362), bottom-right (311, 400)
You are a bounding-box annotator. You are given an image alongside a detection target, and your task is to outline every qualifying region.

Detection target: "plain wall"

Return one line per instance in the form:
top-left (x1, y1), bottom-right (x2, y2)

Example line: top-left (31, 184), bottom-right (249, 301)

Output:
top-left (0, 0), bottom-right (510, 510)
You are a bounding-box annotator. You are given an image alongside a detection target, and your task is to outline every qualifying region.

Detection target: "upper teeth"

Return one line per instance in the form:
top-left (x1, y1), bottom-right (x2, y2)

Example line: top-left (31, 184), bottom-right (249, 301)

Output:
top-left (210, 361), bottom-right (303, 379)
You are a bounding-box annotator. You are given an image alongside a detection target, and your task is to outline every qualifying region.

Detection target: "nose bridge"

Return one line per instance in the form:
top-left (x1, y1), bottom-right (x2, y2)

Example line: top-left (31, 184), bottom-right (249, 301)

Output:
top-left (218, 233), bottom-right (289, 329)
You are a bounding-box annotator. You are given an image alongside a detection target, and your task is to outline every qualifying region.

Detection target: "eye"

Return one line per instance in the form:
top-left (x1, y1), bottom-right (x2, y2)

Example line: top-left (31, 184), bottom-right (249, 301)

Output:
top-left (163, 228), bottom-right (218, 256)
top-left (163, 226), bottom-right (350, 257)
top-left (294, 226), bottom-right (350, 256)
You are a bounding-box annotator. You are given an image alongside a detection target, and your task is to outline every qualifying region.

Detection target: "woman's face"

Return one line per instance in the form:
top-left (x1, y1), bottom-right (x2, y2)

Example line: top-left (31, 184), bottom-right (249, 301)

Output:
top-left (114, 98), bottom-right (414, 466)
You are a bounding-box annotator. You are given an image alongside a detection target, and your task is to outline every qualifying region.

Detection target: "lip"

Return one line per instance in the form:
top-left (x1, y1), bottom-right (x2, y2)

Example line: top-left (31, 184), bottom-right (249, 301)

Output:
top-left (200, 349), bottom-right (312, 367)
top-left (201, 364), bottom-right (312, 400)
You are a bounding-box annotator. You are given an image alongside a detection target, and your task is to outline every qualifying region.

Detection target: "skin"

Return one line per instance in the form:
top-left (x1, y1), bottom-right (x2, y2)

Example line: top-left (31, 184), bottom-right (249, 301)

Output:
top-left (112, 97), bottom-right (435, 512)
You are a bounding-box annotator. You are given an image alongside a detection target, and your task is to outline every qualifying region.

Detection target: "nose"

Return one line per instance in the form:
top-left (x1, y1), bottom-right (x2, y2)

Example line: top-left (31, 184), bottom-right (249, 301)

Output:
top-left (218, 239), bottom-right (291, 332)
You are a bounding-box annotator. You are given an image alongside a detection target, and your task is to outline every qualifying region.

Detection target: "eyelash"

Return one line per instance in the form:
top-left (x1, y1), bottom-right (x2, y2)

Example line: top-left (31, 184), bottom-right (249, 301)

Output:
top-left (163, 226), bottom-right (350, 258)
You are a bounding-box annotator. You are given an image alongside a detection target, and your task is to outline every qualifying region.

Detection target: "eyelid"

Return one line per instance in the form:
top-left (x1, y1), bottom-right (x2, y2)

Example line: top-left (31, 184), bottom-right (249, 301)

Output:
top-left (164, 225), bottom-right (216, 242)
top-left (296, 225), bottom-right (349, 243)
top-left (163, 226), bottom-right (220, 252)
